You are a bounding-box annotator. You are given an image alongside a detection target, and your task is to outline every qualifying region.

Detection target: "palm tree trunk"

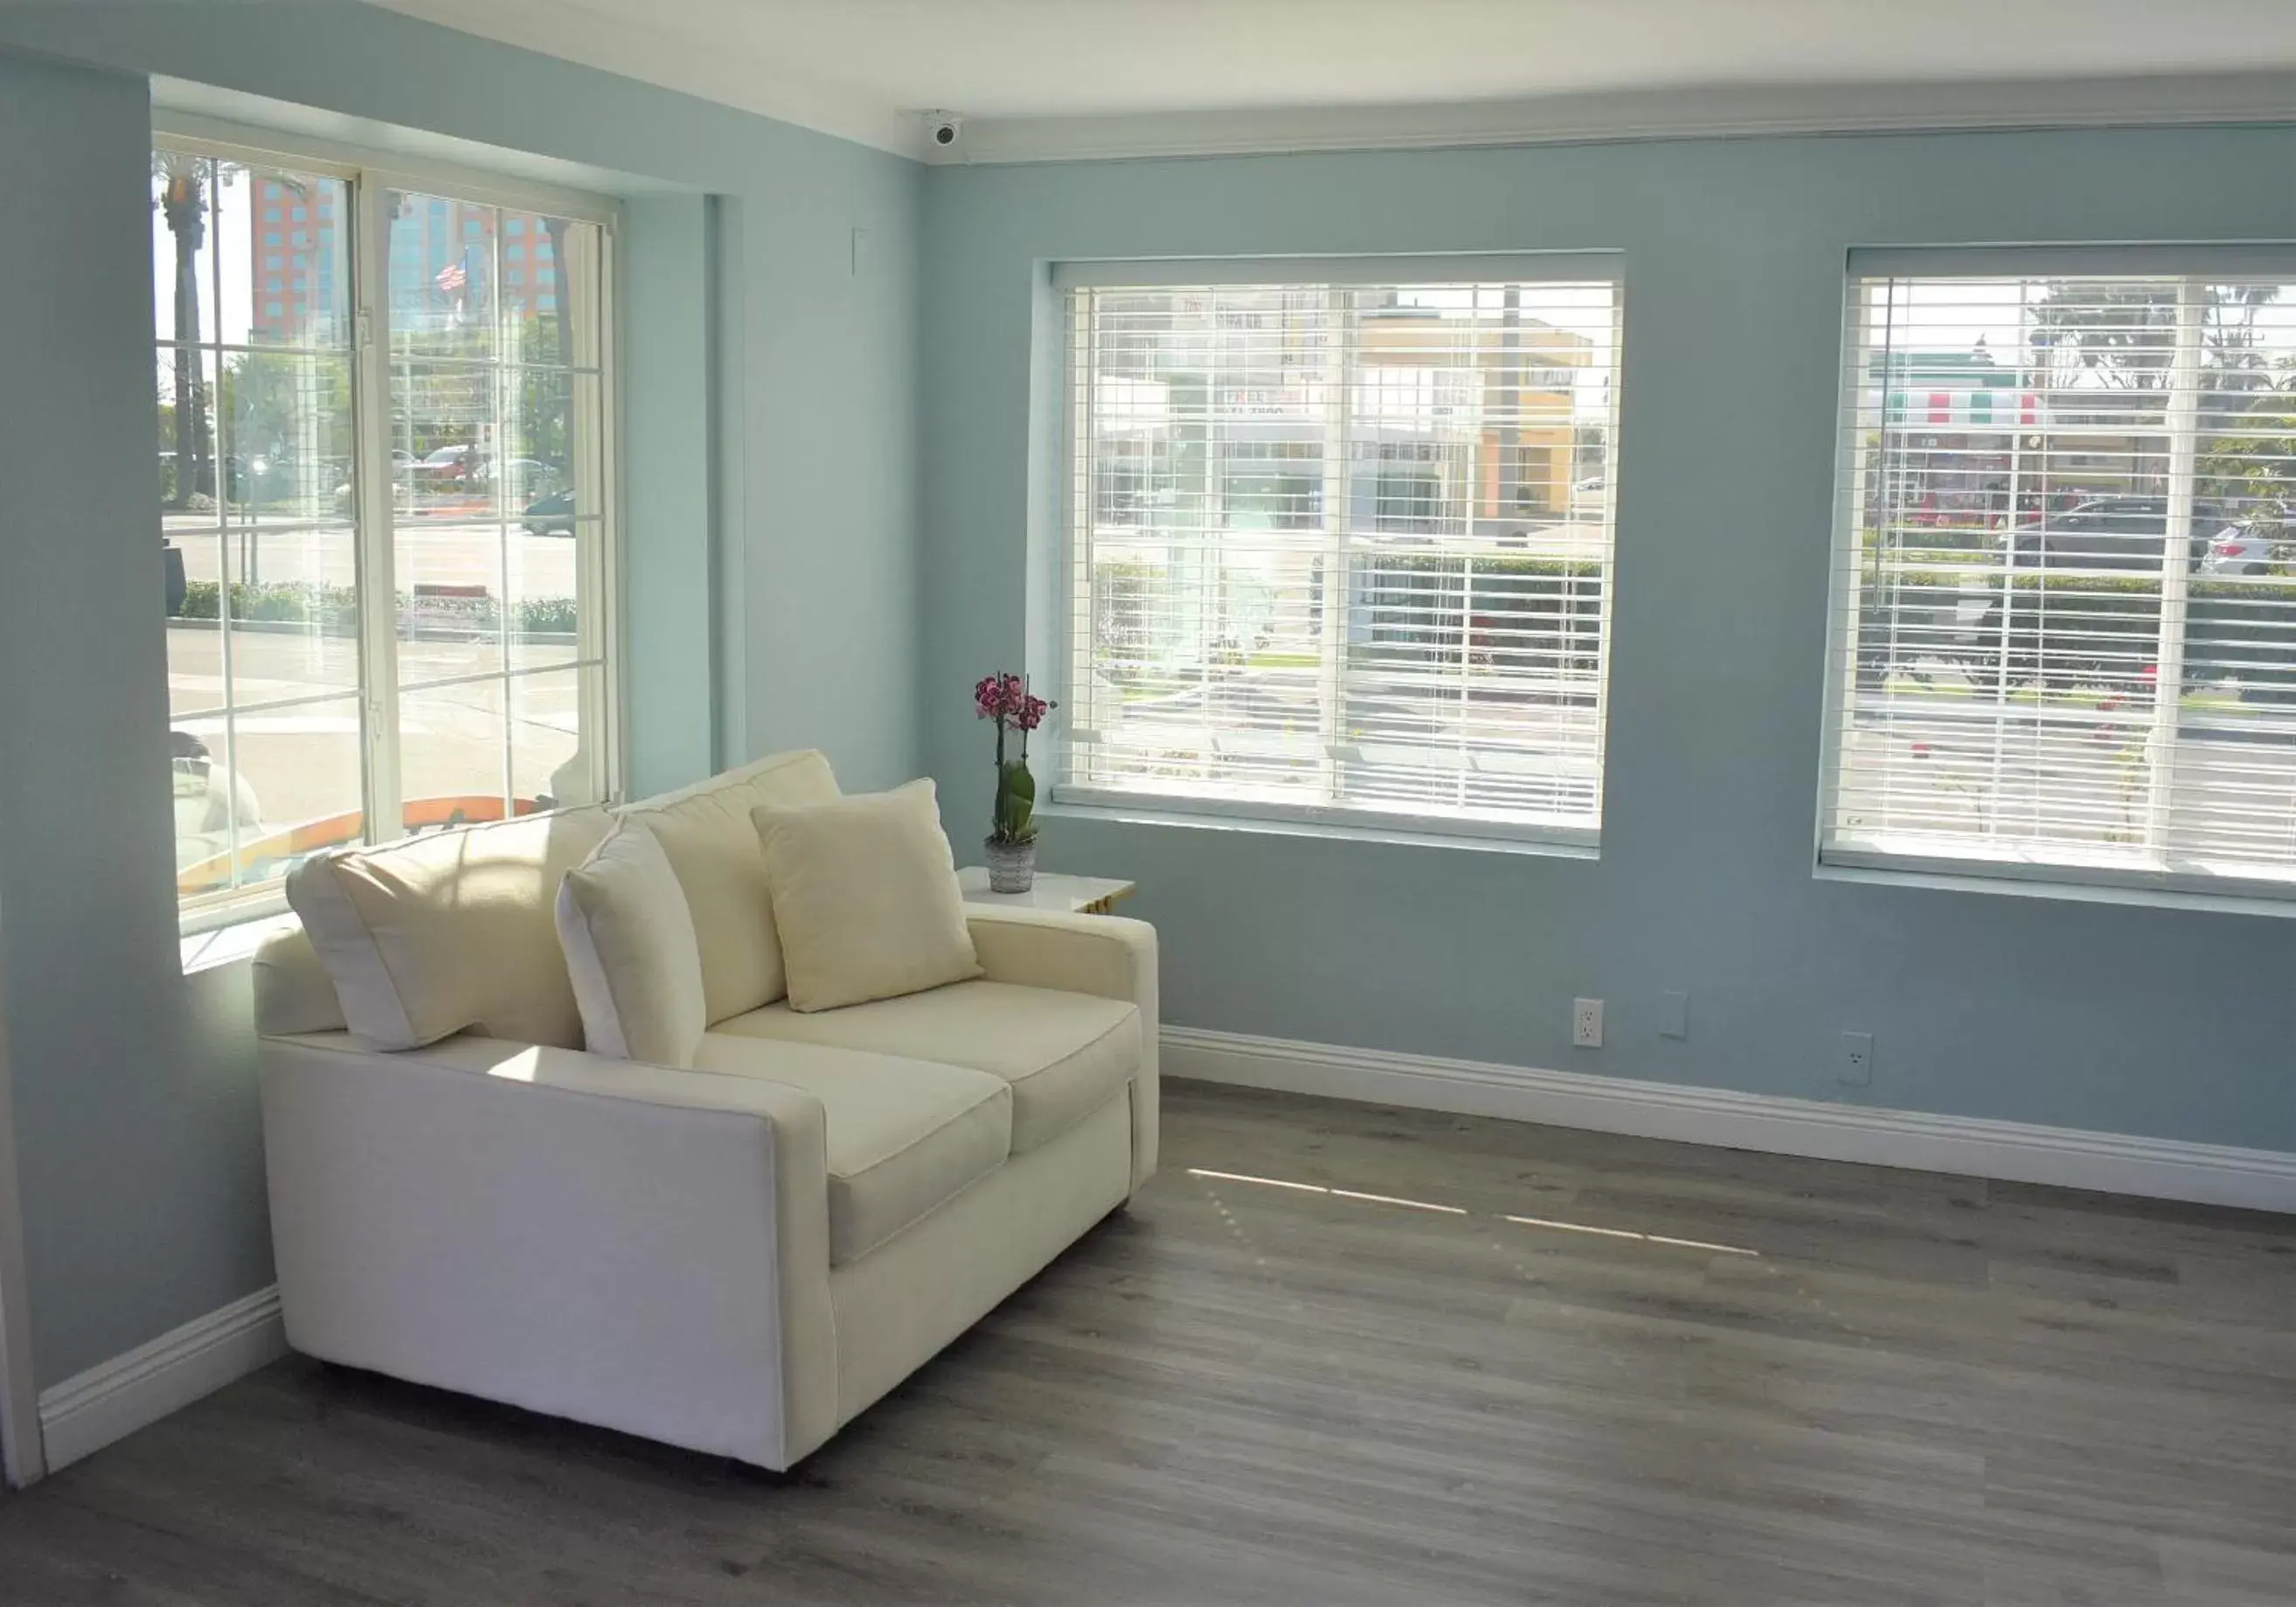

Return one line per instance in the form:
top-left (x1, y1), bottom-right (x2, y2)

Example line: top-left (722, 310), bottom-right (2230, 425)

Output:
top-left (162, 170), bottom-right (211, 505)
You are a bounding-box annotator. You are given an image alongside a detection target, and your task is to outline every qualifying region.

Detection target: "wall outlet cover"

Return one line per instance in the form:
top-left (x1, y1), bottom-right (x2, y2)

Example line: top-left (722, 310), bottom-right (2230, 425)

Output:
top-left (1573, 997), bottom-right (1604, 1049)
top-left (1839, 1030), bottom-right (1875, 1087)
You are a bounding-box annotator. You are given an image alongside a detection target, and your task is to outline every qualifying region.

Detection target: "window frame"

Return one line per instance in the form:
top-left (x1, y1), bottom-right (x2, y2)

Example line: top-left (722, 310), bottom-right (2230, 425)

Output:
top-left (1051, 253), bottom-right (1624, 852)
top-left (1814, 245), bottom-right (2296, 907)
top-left (155, 121), bottom-right (626, 934)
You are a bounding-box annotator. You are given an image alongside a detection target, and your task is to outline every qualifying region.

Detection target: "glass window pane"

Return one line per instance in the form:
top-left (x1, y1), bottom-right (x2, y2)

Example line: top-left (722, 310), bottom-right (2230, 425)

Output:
top-left (509, 517), bottom-right (587, 669)
top-left (503, 365), bottom-right (574, 515)
top-left (157, 344), bottom-right (220, 513)
top-left (1826, 269), bottom-right (2296, 890)
top-left (392, 361), bottom-right (500, 521)
top-left (167, 538), bottom-right (225, 724)
top-left (160, 348), bottom-right (224, 723)
top-left (388, 191), bottom-right (496, 360)
top-left (151, 154), bottom-right (215, 347)
top-left (399, 681), bottom-right (510, 828)
top-left (222, 349), bottom-right (355, 522)
top-left (213, 166), bottom-right (350, 351)
top-left (512, 666), bottom-right (598, 810)
top-left (222, 523), bottom-right (362, 699)
top-left (176, 694), bottom-right (365, 902)
top-left (1065, 278), bottom-right (1619, 833)
top-left (502, 211), bottom-right (597, 368)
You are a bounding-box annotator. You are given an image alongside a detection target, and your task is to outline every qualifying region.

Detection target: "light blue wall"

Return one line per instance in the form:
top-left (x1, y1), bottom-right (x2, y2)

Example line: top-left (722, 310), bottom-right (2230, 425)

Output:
top-left (0, 52), bottom-right (276, 1395)
top-left (0, 3), bottom-right (922, 1385)
top-left (920, 128), bottom-right (2296, 1155)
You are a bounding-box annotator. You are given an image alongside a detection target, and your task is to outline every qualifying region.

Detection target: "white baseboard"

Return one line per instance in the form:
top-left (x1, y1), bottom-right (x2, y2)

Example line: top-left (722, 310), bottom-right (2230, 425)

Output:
top-left (37, 1285), bottom-right (286, 1472)
top-left (1163, 1027), bottom-right (2296, 1215)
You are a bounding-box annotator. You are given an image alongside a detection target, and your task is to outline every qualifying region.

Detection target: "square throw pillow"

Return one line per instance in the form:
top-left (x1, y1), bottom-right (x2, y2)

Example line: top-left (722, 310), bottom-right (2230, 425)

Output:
top-left (752, 779), bottom-right (982, 1013)
top-left (286, 807), bottom-right (615, 1049)
top-left (554, 819), bottom-right (709, 1066)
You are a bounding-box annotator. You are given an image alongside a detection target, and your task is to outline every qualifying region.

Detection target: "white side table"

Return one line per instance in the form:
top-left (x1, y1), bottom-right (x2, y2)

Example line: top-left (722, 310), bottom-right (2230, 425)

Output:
top-left (957, 867), bottom-right (1136, 916)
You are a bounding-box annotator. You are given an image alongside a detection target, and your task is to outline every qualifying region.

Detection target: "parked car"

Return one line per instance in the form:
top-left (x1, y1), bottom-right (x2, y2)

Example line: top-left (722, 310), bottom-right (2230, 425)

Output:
top-left (1948, 497), bottom-right (2221, 682)
top-left (524, 488), bottom-right (575, 537)
top-left (1953, 498), bottom-right (2206, 620)
top-left (413, 444), bottom-right (481, 488)
top-left (2199, 519), bottom-right (2281, 578)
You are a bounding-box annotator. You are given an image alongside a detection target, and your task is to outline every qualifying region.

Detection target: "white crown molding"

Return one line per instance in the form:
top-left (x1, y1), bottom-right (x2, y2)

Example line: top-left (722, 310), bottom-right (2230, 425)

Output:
top-left (936, 72), bottom-right (2296, 166)
top-left (37, 1285), bottom-right (287, 1474)
top-left (1163, 1026), bottom-right (2296, 1215)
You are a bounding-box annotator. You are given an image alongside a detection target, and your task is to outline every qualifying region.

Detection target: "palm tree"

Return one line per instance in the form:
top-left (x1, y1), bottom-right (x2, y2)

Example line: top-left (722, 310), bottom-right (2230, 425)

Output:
top-left (154, 151), bottom-right (212, 507)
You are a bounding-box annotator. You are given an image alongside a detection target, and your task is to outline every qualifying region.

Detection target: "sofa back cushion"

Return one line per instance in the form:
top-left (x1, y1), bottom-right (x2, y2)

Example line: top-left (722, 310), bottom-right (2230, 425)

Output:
top-left (554, 819), bottom-right (708, 1067)
top-left (616, 749), bottom-right (839, 1022)
top-left (286, 807), bottom-right (614, 1049)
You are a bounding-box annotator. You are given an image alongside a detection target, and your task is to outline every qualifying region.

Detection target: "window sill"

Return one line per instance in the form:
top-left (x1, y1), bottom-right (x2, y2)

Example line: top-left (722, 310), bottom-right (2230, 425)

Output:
top-left (1815, 852), bottom-right (2296, 920)
top-left (180, 905), bottom-right (298, 975)
top-left (1039, 796), bottom-right (1600, 861)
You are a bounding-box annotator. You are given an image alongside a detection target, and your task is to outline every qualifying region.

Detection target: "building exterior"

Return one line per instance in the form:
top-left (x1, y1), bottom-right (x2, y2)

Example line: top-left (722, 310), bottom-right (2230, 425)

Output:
top-left (246, 172), bottom-right (343, 344)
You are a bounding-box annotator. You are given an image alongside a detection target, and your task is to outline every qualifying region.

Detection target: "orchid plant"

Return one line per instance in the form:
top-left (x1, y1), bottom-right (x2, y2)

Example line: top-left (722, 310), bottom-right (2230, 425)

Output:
top-left (975, 671), bottom-right (1055, 846)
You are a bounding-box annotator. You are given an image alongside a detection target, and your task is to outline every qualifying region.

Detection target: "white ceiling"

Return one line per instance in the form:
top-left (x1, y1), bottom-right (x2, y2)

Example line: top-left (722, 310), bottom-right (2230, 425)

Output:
top-left (375, 0), bottom-right (2296, 162)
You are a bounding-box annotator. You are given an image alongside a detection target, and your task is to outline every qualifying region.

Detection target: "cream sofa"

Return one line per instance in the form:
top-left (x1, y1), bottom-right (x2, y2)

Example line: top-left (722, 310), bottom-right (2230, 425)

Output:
top-left (250, 751), bottom-right (1157, 1471)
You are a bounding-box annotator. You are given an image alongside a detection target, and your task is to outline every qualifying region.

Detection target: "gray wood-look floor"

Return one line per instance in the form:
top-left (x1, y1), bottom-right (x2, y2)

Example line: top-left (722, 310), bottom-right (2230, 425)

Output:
top-left (2, 1080), bottom-right (2291, 1606)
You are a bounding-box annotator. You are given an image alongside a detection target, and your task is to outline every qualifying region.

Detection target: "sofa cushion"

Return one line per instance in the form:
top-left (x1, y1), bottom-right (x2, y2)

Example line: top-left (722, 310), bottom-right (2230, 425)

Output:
top-left (692, 1035), bottom-right (1011, 1265)
top-left (713, 981), bottom-right (1138, 1155)
top-left (555, 819), bottom-right (708, 1067)
top-left (750, 779), bottom-right (981, 1013)
top-left (616, 750), bottom-right (840, 1024)
top-left (286, 807), bottom-right (614, 1050)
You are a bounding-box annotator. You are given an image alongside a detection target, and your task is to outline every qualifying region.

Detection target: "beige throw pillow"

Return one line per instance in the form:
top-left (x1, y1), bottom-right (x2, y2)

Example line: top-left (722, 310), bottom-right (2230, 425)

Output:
top-left (751, 779), bottom-right (982, 1013)
top-left (554, 820), bottom-right (708, 1066)
top-left (286, 807), bottom-right (614, 1049)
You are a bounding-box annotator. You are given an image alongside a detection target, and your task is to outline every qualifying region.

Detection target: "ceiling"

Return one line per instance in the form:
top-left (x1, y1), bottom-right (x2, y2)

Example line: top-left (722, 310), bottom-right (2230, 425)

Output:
top-left (375, 0), bottom-right (2296, 162)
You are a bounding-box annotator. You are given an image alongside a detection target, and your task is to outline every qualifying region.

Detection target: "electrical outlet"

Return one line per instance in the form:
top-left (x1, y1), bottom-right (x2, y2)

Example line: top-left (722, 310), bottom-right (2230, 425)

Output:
top-left (1573, 997), bottom-right (1604, 1049)
top-left (1838, 1030), bottom-right (1874, 1087)
top-left (1660, 990), bottom-right (1689, 1041)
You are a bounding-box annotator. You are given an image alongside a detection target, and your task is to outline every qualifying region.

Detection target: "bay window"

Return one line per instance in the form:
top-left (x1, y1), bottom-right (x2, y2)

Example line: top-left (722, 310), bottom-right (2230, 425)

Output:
top-left (157, 132), bottom-right (617, 928)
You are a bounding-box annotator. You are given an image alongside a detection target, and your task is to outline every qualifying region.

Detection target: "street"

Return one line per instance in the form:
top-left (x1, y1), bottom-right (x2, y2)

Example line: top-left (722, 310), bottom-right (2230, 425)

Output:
top-left (164, 510), bottom-right (592, 869)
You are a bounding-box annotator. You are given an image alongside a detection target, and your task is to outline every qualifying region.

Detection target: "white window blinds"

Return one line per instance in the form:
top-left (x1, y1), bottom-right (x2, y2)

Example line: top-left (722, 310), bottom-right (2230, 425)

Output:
top-left (1824, 263), bottom-right (2296, 896)
top-left (1060, 274), bottom-right (1621, 842)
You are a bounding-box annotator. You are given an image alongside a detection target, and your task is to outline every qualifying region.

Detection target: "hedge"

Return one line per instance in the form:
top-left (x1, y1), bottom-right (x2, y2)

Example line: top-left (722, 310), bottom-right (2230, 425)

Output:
top-left (177, 580), bottom-right (579, 639)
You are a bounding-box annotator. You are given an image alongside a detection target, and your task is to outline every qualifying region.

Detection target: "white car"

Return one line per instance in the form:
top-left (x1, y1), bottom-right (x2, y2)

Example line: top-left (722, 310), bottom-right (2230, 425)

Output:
top-left (2200, 522), bottom-right (2276, 577)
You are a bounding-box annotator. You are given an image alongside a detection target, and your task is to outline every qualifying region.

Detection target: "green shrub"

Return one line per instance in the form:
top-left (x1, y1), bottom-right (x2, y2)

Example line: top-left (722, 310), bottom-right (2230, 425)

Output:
top-left (172, 581), bottom-right (576, 640)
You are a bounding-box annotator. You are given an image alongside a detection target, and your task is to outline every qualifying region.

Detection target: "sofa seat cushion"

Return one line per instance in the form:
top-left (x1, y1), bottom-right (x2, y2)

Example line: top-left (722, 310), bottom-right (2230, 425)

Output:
top-left (713, 981), bottom-right (1139, 1155)
top-left (691, 1035), bottom-right (1010, 1265)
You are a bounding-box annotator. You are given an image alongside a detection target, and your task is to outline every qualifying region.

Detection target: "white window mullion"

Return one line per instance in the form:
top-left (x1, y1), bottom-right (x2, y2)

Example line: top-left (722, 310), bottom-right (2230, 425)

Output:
top-left (351, 172), bottom-right (403, 847)
top-left (1316, 286), bottom-right (1351, 808)
top-left (2143, 278), bottom-right (2205, 857)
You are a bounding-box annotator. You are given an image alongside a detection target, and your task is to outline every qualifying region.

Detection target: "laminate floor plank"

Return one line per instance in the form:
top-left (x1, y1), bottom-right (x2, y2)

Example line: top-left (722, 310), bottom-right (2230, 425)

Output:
top-left (1, 1079), bottom-right (2288, 1605)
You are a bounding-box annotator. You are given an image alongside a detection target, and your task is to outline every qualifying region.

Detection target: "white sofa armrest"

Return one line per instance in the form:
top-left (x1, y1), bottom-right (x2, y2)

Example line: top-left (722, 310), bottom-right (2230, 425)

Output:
top-left (259, 1032), bottom-right (839, 1468)
top-left (965, 909), bottom-right (1158, 1188)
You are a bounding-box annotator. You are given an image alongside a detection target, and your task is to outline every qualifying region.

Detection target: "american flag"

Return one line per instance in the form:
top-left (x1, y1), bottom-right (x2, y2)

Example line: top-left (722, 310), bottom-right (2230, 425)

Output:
top-left (434, 260), bottom-right (468, 295)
